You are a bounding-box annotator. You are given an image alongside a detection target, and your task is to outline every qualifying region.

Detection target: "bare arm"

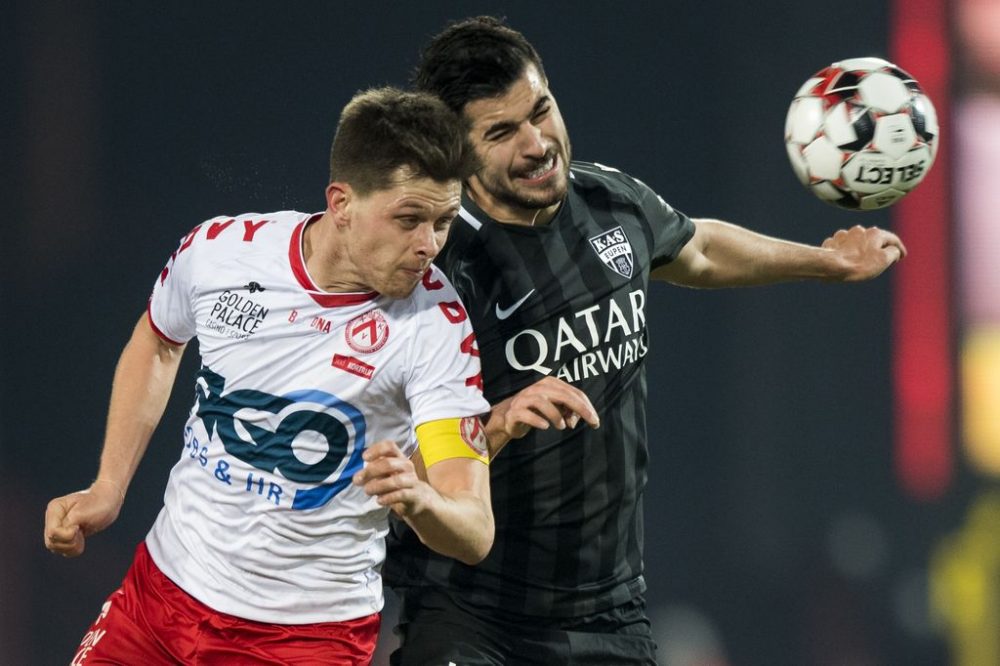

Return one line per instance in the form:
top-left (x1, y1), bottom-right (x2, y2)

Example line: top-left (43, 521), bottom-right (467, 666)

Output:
top-left (44, 313), bottom-right (186, 556)
top-left (651, 219), bottom-right (906, 287)
top-left (354, 376), bottom-right (600, 562)
top-left (353, 440), bottom-right (493, 564)
top-left (482, 376), bottom-right (600, 458)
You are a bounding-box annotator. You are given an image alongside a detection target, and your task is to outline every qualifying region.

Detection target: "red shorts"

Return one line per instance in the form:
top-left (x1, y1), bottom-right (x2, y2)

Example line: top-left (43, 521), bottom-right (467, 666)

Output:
top-left (71, 542), bottom-right (379, 665)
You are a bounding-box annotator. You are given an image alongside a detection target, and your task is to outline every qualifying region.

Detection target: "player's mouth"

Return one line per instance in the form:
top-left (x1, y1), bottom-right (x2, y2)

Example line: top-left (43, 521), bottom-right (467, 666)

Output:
top-left (400, 264), bottom-right (429, 278)
top-left (513, 153), bottom-right (559, 185)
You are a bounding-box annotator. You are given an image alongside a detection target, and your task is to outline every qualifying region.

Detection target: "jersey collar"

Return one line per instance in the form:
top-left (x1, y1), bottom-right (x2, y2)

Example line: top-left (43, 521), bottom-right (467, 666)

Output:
top-left (459, 182), bottom-right (571, 232)
top-left (289, 216), bottom-right (379, 307)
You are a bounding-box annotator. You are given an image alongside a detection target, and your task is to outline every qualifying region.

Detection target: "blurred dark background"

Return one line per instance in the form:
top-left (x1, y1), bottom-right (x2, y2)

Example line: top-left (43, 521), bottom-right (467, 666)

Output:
top-left (3, 2), bottom-right (989, 665)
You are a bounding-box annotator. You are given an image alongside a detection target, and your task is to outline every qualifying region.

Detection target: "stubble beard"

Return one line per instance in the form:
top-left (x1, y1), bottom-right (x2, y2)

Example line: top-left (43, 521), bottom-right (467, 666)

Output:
top-left (477, 145), bottom-right (571, 215)
top-left (381, 272), bottom-right (424, 300)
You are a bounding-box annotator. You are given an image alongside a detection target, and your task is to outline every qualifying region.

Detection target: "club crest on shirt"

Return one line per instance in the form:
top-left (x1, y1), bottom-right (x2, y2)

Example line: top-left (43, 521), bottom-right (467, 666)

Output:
top-left (345, 309), bottom-right (389, 353)
top-left (589, 226), bottom-right (634, 278)
top-left (459, 416), bottom-right (489, 457)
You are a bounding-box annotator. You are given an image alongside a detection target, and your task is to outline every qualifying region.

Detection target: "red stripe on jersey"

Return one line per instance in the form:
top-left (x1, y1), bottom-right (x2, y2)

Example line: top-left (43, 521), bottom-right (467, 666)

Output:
top-left (288, 217), bottom-right (379, 307)
top-left (145, 302), bottom-right (185, 346)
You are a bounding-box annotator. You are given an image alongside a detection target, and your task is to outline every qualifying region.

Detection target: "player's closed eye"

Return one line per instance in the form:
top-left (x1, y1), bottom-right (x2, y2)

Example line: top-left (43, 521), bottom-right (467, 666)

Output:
top-left (485, 125), bottom-right (515, 142)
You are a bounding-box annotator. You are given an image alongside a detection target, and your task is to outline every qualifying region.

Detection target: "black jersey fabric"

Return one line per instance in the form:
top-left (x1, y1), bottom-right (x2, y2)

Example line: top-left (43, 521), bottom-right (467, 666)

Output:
top-left (384, 161), bottom-right (695, 618)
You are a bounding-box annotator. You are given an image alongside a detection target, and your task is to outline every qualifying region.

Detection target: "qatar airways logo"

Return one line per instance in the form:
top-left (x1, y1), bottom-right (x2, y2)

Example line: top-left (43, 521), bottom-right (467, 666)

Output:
top-left (505, 289), bottom-right (648, 383)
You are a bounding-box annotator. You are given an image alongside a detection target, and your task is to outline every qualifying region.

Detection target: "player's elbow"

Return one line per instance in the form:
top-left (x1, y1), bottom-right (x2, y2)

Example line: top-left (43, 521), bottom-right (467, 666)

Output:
top-left (459, 517), bottom-right (495, 565)
top-left (457, 541), bottom-right (492, 566)
top-left (413, 490), bottom-right (495, 564)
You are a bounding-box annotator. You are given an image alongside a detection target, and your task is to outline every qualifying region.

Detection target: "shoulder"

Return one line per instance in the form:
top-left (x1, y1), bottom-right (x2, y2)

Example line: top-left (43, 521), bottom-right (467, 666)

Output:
top-left (569, 161), bottom-right (653, 201)
top-left (398, 267), bottom-right (473, 336)
top-left (176, 211), bottom-right (309, 261)
top-left (568, 161), bottom-right (677, 227)
top-left (447, 208), bottom-right (486, 246)
top-left (159, 212), bottom-right (311, 293)
top-left (411, 265), bottom-right (462, 305)
top-left (436, 208), bottom-right (486, 273)
top-left (194, 211), bottom-right (308, 246)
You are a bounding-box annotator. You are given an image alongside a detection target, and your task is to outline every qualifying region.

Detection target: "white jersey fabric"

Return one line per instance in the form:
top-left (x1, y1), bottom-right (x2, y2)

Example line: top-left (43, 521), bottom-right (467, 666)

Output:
top-left (144, 211), bottom-right (489, 624)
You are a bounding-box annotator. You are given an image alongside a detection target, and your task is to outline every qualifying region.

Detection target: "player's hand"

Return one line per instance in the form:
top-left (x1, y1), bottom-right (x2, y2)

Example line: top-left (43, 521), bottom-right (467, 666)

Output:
top-left (44, 482), bottom-right (124, 557)
top-left (822, 225), bottom-right (907, 281)
top-left (489, 376), bottom-right (600, 445)
top-left (353, 440), bottom-right (432, 517)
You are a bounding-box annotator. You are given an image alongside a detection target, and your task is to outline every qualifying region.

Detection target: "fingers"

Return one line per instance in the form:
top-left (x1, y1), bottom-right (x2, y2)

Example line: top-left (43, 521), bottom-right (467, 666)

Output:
top-left (45, 485), bottom-right (125, 557)
top-left (822, 225), bottom-right (906, 280)
top-left (46, 525), bottom-right (84, 557)
top-left (865, 227), bottom-right (906, 271)
top-left (352, 440), bottom-right (418, 507)
top-left (562, 407), bottom-right (583, 430)
top-left (879, 231), bottom-right (907, 260)
top-left (823, 227), bottom-right (850, 247)
top-left (825, 224), bottom-right (870, 248)
top-left (353, 444), bottom-right (409, 487)
top-left (44, 497), bottom-right (85, 557)
top-left (555, 384), bottom-right (600, 428)
top-left (508, 377), bottom-right (600, 432)
top-left (827, 225), bottom-right (905, 253)
top-left (509, 398), bottom-right (565, 431)
top-left (361, 439), bottom-right (405, 463)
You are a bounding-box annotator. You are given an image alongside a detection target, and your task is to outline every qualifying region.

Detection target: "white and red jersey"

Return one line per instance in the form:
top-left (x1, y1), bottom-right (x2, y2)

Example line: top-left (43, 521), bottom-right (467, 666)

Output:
top-left (144, 211), bottom-right (488, 624)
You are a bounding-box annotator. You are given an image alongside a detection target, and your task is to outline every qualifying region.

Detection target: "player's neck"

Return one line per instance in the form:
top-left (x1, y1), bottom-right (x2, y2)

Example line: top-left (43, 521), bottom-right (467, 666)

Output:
top-left (302, 213), bottom-right (369, 293)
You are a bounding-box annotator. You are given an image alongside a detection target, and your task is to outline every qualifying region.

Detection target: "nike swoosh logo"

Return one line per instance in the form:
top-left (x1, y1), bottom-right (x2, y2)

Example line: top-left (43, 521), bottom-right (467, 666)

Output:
top-left (495, 289), bottom-right (535, 320)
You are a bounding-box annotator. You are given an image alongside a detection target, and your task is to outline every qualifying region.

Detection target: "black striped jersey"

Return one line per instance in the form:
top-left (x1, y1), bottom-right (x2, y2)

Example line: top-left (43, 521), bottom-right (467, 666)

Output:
top-left (384, 162), bottom-right (695, 617)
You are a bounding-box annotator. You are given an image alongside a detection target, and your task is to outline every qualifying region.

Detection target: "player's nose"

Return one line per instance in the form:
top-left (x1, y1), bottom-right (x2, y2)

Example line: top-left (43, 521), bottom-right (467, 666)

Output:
top-left (517, 123), bottom-right (547, 158)
top-left (413, 223), bottom-right (440, 258)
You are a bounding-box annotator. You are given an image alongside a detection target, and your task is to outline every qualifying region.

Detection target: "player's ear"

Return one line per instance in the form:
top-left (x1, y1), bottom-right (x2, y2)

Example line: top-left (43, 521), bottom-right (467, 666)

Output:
top-left (326, 182), bottom-right (352, 223)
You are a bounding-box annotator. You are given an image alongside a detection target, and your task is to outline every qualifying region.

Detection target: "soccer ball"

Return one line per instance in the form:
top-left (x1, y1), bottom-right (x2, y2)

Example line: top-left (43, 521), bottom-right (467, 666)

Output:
top-left (784, 57), bottom-right (938, 210)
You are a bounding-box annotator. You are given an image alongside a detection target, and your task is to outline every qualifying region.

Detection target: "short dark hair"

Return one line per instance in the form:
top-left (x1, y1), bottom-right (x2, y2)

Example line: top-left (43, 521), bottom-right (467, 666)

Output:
top-left (414, 16), bottom-right (546, 113)
top-left (328, 87), bottom-right (477, 195)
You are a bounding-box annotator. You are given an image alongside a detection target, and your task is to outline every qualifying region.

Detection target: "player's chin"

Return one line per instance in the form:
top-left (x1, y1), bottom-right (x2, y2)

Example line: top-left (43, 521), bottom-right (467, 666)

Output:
top-left (515, 172), bottom-right (568, 205)
top-left (382, 274), bottom-right (422, 299)
top-left (515, 184), bottom-right (566, 210)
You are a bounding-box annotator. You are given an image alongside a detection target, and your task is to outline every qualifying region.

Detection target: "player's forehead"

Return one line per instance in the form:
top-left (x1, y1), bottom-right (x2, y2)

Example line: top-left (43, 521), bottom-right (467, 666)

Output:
top-left (371, 167), bottom-right (461, 212)
top-left (464, 64), bottom-right (550, 129)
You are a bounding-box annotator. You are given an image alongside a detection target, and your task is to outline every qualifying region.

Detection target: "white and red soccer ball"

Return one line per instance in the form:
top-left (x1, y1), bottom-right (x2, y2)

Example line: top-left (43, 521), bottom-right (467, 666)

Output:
top-left (784, 57), bottom-right (938, 210)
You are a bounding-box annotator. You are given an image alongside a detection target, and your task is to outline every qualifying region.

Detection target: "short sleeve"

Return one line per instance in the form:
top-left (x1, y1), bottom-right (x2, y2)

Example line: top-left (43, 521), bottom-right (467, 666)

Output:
top-left (147, 224), bottom-right (201, 344)
top-left (404, 269), bottom-right (490, 426)
top-left (634, 179), bottom-right (696, 269)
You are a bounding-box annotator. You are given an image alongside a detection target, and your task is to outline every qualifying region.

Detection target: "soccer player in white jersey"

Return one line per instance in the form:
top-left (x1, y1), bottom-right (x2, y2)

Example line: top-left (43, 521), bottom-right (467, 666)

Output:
top-left (42, 86), bottom-right (597, 665)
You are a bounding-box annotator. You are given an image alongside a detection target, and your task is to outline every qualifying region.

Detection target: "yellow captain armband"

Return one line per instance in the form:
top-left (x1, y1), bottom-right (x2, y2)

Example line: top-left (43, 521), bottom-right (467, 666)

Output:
top-left (416, 417), bottom-right (490, 469)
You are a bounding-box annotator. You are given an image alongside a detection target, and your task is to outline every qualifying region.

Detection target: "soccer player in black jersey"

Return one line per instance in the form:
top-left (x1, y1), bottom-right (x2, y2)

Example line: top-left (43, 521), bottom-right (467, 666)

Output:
top-left (385, 16), bottom-right (907, 665)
